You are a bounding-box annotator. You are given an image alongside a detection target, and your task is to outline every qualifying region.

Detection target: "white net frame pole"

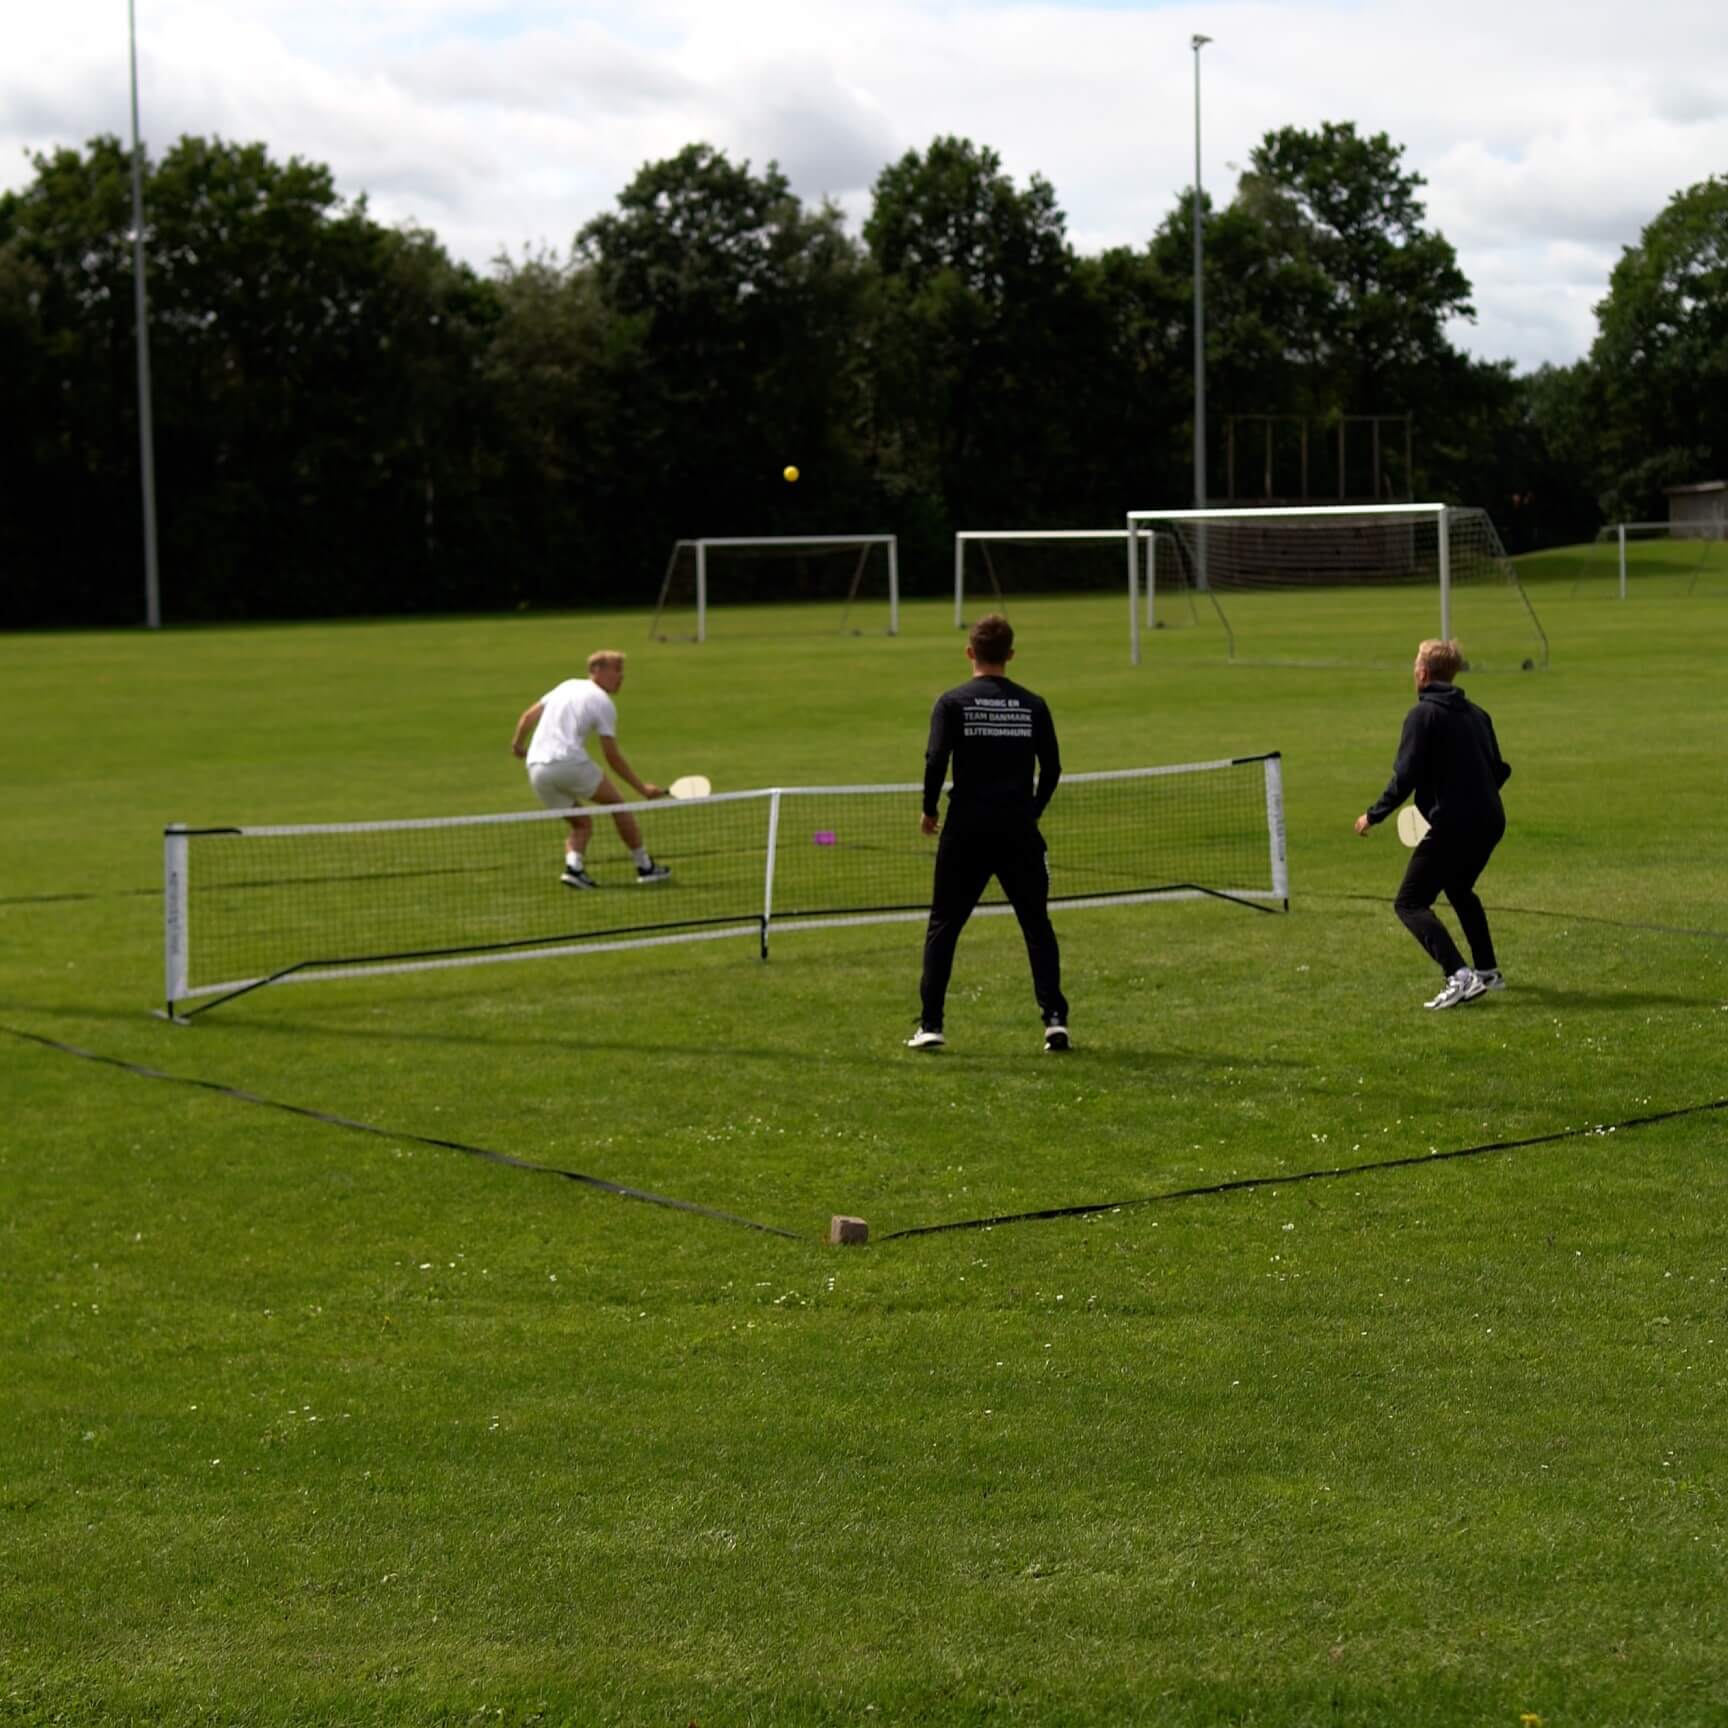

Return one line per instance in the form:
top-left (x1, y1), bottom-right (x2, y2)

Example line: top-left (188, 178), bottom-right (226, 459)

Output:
top-left (696, 542), bottom-right (708, 643)
top-left (1619, 522), bottom-right (1628, 601)
top-left (163, 824), bottom-right (189, 1017)
top-left (1263, 756), bottom-right (1289, 906)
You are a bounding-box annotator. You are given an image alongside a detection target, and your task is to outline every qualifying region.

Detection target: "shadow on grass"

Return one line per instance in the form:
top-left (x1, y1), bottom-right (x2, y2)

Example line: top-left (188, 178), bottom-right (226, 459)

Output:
top-left (1498, 984), bottom-right (1724, 1012)
top-left (2, 999), bottom-right (1307, 1075)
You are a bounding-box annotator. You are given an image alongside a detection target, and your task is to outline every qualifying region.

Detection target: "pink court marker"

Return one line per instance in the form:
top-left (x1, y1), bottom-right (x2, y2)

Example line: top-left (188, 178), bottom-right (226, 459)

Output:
top-left (813, 831), bottom-right (837, 846)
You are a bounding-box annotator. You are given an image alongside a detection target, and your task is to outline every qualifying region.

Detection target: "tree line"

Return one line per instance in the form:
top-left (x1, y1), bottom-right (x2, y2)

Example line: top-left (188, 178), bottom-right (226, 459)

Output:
top-left (2, 125), bottom-right (1722, 626)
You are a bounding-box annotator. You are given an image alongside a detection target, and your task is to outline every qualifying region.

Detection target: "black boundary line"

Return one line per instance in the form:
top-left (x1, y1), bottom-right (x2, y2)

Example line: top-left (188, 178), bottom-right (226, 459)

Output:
top-left (0, 1025), bottom-right (804, 1243)
top-left (1306, 888), bottom-right (1728, 944)
top-left (10, 1031), bottom-right (1726, 1252)
top-left (879, 1096), bottom-right (1728, 1240)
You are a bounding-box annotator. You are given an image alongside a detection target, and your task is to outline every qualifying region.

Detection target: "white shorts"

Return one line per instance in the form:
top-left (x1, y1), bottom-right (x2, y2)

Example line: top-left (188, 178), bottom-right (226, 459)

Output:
top-left (528, 756), bottom-right (604, 809)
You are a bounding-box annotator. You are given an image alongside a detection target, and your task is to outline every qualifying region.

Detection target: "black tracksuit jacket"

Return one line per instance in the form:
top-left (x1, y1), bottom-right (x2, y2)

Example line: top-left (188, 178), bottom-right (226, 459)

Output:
top-left (1366, 682), bottom-right (1512, 834)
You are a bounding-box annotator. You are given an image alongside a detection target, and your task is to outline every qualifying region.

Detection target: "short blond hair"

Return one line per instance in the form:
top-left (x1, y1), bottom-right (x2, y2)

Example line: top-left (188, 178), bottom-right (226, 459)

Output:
top-left (586, 649), bottom-right (626, 675)
top-left (1416, 638), bottom-right (1463, 681)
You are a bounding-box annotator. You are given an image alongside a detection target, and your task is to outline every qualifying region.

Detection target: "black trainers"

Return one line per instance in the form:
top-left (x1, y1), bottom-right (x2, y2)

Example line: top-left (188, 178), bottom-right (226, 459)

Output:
top-left (636, 860), bottom-right (671, 884)
top-left (560, 866), bottom-right (598, 890)
top-left (1042, 1022), bottom-right (1071, 1053)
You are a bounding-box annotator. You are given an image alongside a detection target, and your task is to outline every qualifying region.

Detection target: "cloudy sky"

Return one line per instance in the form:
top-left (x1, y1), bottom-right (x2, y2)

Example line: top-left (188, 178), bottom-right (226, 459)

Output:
top-left (5, 0), bottom-right (1726, 370)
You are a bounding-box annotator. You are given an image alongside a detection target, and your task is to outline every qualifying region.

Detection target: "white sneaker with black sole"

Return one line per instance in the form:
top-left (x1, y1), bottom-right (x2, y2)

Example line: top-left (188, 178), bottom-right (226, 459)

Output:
top-left (561, 866), bottom-right (599, 890)
top-left (905, 1027), bottom-right (946, 1052)
top-left (1042, 1022), bottom-right (1071, 1053)
top-left (1424, 969), bottom-right (1486, 1010)
top-left (636, 861), bottom-right (671, 884)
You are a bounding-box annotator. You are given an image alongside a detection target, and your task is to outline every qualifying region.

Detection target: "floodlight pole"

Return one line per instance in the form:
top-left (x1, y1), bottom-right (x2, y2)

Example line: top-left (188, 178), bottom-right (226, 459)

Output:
top-left (129, 0), bottom-right (162, 630)
top-left (1191, 33), bottom-right (1212, 589)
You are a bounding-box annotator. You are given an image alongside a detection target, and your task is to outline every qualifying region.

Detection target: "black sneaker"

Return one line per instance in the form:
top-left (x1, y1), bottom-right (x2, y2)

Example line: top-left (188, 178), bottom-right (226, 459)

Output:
top-left (1042, 1022), bottom-right (1071, 1053)
top-left (636, 860), bottom-right (671, 884)
top-left (561, 866), bottom-right (599, 890)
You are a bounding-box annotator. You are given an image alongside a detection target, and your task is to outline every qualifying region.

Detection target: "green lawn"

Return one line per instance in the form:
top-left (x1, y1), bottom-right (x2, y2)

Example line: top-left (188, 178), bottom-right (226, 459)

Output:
top-left (2, 558), bottom-right (1725, 1725)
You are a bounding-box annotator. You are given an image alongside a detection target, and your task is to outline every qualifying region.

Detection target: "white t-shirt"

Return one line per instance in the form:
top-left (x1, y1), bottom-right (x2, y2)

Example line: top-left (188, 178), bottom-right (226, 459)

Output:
top-left (526, 678), bottom-right (618, 767)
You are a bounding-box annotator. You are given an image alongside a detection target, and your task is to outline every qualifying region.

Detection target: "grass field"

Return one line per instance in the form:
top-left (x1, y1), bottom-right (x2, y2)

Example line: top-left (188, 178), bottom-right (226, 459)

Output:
top-left (3, 545), bottom-right (1726, 1726)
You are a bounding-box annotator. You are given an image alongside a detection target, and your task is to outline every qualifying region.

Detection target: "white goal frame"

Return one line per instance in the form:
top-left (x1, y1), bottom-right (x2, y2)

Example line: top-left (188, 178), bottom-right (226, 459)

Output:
top-left (1123, 503), bottom-right (1455, 667)
top-left (1597, 521), bottom-right (1726, 600)
top-left (652, 535), bottom-right (899, 642)
top-left (954, 529), bottom-right (1197, 637)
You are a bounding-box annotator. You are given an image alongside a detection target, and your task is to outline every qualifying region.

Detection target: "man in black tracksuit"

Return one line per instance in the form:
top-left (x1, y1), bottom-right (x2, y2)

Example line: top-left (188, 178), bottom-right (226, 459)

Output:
top-left (1355, 637), bottom-right (1513, 1010)
top-left (908, 613), bottom-right (1070, 1053)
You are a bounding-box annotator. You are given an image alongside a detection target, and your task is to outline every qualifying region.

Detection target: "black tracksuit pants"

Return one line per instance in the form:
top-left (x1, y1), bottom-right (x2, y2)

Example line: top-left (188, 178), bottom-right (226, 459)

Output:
top-left (919, 819), bottom-right (1067, 1030)
top-left (1394, 820), bottom-right (1503, 977)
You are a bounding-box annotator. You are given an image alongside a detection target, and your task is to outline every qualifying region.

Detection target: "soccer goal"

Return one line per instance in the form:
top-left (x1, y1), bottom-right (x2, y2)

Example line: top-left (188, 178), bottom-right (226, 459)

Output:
top-left (1122, 504), bottom-right (1549, 671)
top-left (953, 530), bottom-right (1204, 634)
top-left (1590, 523), bottom-right (1727, 599)
top-left (160, 753), bottom-right (1288, 1020)
top-left (650, 536), bottom-right (899, 642)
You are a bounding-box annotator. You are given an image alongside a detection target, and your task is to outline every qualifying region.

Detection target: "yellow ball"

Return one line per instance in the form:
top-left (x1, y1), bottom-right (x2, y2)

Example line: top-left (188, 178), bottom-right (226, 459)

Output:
top-left (783, 465), bottom-right (800, 483)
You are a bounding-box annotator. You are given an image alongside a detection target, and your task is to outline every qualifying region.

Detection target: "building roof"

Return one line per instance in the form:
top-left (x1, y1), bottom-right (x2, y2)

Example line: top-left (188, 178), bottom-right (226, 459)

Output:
top-left (1663, 480), bottom-right (1727, 495)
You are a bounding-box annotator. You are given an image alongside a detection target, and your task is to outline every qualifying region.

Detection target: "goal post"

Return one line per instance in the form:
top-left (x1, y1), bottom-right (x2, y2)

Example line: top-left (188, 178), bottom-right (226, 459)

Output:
top-left (1123, 503), bottom-right (1547, 670)
top-left (160, 754), bottom-right (1287, 1020)
top-left (1593, 522), bottom-right (1725, 600)
top-left (651, 535), bottom-right (899, 642)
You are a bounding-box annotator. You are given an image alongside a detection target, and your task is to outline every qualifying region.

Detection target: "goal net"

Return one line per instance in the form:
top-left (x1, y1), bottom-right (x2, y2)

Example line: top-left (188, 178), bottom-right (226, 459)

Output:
top-left (1586, 522), bottom-right (1728, 599)
top-left (1123, 505), bottom-right (1548, 671)
top-left (955, 530), bottom-right (1204, 635)
top-left (650, 536), bottom-right (900, 641)
top-left (162, 755), bottom-right (1288, 1019)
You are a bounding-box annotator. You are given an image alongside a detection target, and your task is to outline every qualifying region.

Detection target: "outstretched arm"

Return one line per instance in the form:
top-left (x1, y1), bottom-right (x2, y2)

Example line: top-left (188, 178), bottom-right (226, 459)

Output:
top-left (601, 735), bottom-right (664, 800)
top-left (1363, 706), bottom-right (1426, 827)
top-left (510, 702), bottom-right (543, 758)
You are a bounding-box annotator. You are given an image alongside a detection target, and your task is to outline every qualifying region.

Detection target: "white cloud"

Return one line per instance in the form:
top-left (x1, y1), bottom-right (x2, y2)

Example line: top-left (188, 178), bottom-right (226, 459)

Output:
top-left (3, 0), bottom-right (1725, 367)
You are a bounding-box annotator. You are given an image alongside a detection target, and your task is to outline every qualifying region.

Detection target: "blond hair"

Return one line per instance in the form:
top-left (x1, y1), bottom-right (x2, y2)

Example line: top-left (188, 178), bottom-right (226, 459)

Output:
top-left (1416, 638), bottom-right (1463, 682)
top-left (586, 649), bottom-right (626, 675)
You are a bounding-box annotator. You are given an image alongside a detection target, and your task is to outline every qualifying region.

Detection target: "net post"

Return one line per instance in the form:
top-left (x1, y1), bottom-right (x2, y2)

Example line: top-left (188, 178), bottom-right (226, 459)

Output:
top-left (761, 789), bottom-right (782, 961)
top-left (1126, 516), bottom-right (1141, 666)
top-left (953, 536), bottom-right (965, 630)
top-left (1437, 507), bottom-right (1452, 641)
top-left (1145, 527), bottom-right (1158, 631)
top-left (1618, 522), bottom-right (1628, 601)
top-left (888, 537), bottom-right (900, 636)
top-left (696, 542), bottom-right (708, 644)
top-left (1262, 757), bottom-right (1289, 908)
top-left (164, 823), bottom-right (189, 1019)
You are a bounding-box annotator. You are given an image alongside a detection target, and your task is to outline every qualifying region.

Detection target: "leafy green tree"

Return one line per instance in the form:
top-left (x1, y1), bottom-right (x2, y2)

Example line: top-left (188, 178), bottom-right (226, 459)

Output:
top-left (577, 144), bottom-right (869, 574)
top-left (1238, 122), bottom-right (1474, 412)
top-left (1585, 175), bottom-right (1728, 517)
top-left (862, 137), bottom-right (1094, 534)
top-left (0, 135), bottom-right (501, 625)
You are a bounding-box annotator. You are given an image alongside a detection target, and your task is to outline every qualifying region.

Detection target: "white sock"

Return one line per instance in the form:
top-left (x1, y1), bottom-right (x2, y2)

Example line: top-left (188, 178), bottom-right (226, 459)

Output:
top-left (566, 851), bottom-right (584, 872)
top-left (631, 846), bottom-right (651, 869)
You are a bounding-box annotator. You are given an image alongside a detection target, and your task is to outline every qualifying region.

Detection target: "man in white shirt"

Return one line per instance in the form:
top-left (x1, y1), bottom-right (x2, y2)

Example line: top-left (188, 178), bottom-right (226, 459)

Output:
top-left (510, 650), bottom-right (671, 888)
